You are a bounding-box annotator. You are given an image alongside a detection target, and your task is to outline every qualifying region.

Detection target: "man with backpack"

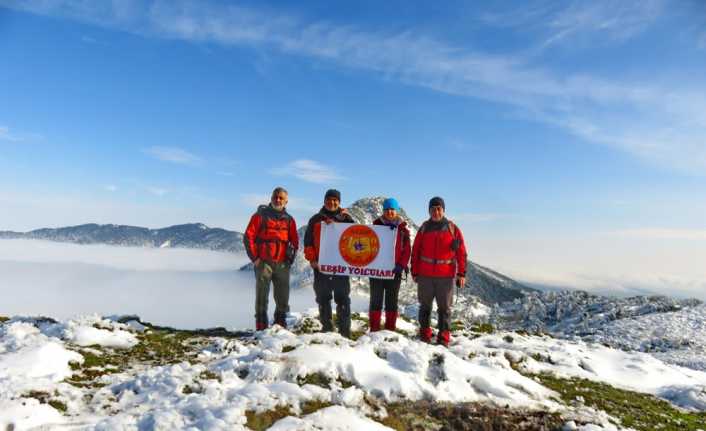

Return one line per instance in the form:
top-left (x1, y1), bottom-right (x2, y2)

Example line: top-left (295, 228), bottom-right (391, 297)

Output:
top-left (411, 196), bottom-right (467, 347)
top-left (244, 187), bottom-right (299, 330)
top-left (304, 189), bottom-right (355, 337)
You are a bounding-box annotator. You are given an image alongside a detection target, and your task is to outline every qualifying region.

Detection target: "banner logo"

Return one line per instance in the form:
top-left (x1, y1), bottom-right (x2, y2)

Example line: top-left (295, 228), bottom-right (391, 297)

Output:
top-left (338, 225), bottom-right (380, 267)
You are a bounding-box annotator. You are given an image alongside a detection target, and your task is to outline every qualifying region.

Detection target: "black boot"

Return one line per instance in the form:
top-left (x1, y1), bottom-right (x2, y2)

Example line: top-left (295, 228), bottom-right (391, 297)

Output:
top-left (318, 303), bottom-right (334, 332)
top-left (273, 311), bottom-right (287, 328)
top-left (336, 302), bottom-right (351, 338)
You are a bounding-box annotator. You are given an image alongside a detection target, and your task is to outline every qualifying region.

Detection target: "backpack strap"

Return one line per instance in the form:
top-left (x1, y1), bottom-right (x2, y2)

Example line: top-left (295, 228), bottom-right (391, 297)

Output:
top-left (447, 220), bottom-right (456, 237)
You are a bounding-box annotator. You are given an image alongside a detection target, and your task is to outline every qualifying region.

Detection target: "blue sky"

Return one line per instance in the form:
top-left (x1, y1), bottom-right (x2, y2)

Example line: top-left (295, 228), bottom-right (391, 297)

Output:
top-left (2, 0), bottom-right (706, 295)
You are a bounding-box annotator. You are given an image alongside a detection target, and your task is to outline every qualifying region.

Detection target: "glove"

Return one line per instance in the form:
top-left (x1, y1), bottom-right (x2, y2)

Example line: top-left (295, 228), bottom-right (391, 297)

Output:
top-left (389, 224), bottom-right (397, 230)
top-left (393, 264), bottom-right (404, 275)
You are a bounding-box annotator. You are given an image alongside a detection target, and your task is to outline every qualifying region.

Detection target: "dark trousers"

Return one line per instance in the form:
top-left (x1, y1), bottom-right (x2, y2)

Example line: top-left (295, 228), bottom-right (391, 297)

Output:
top-left (417, 276), bottom-right (454, 332)
top-left (313, 271), bottom-right (351, 337)
top-left (369, 275), bottom-right (401, 312)
top-left (254, 261), bottom-right (290, 324)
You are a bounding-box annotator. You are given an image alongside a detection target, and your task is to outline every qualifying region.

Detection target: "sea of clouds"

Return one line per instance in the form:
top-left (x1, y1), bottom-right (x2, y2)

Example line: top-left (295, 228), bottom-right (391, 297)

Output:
top-left (0, 239), bottom-right (368, 329)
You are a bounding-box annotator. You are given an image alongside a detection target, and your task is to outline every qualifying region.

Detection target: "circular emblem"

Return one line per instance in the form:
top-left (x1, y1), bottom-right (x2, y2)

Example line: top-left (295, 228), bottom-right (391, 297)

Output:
top-left (338, 225), bottom-right (380, 267)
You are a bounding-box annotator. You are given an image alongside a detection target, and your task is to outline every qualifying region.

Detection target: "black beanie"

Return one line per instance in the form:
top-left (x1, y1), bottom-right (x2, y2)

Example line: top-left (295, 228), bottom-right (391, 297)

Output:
top-left (428, 196), bottom-right (445, 210)
top-left (325, 189), bottom-right (341, 201)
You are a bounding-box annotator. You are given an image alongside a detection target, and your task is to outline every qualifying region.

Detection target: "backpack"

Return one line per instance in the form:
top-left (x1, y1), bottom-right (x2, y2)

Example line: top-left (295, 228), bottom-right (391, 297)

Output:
top-left (418, 220), bottom-right (460, 251)
top-left (255, 205), bottom-right (296, 264)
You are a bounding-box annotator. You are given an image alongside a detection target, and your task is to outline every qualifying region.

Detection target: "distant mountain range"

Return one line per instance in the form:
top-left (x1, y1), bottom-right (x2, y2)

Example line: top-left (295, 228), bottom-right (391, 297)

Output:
top-left (0, 223), bottom-right (246, 253)
top-left (0, 197), bottom-right (534, 304)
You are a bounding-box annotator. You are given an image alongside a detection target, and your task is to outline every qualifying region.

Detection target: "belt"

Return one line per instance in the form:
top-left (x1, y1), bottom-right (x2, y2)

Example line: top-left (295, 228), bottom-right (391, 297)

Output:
top-left (420, 256), bottom-right (454, 265)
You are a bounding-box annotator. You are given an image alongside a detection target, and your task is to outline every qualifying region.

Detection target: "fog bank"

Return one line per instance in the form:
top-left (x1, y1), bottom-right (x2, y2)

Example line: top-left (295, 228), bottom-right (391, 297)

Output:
top-left (0, 240), bottom-right (368, 329)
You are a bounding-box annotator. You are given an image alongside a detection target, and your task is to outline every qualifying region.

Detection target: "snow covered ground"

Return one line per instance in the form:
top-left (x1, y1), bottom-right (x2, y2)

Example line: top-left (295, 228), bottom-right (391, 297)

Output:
top-left (583, 304), bottom-right (706, 371)
top-left (2, 313), bottom-right (705, 430)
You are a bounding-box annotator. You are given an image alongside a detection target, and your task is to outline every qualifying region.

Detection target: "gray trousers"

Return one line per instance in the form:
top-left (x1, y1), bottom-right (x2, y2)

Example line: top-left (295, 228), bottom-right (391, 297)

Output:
top-left (255, 261), bottom-right (290, 324)
top-left (417, 276), bottom-right (454, 332)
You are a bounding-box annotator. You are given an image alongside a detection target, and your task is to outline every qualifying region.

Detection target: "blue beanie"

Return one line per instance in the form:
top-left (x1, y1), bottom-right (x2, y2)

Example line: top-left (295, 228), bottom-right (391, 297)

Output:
top-left (383, 198), bottom-right (400, 211)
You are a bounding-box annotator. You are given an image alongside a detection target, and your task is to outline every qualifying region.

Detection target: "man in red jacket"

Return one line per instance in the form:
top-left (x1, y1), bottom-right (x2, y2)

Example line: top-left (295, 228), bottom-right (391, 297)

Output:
top-left (411, 196), bottom-right (467, 346)
top-left (244, 187), bottom-right (299, 330)
top-left (304, 189), bottom-right (355, 337)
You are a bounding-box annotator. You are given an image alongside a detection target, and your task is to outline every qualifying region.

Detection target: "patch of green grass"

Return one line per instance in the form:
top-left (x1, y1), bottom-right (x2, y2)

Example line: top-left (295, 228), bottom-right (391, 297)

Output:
top-left (351, 312), bottom-right (368, 323)
top-left (0, 316), bottom-right (9, 323)
top-left (23, 391), bottom-right (67, 413)
top-left (535, 373), bottom-right (706, 430)
top-left (293, 316), bottom-right (321, 334)
top-left (349, 330), bottom-right (366, 341)
top-left (297, 372), bottom-right (332, 388)
top-left (379, 401), bottom-right (564, 431)
top-left (48, 399), bottom-right (68, 412)
top-left (300, 399), bottom-right (333, 415)
top-left (245, 405), bottom-right (292, 431)
top-left (66, 328), bottom-right (208, 388)
top-left (469, 323), bottom-right (494, 334)
top-left (199, 370), bottom-right (220, 381)
top-left (296, 372), bottom-right (353, 389)
top-left (450, 320), bottom-right (465, 331)
top-left (245, 400), bottom-right (334, 430)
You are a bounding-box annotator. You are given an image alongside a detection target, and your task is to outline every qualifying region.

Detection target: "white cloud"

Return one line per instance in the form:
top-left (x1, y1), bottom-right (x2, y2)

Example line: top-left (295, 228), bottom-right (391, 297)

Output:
top-left (0, 125), bottom-right (26, 142)
top-left (142, 146), bottom-right (201, 165)
top-left (5, 0), bottom-right (706, 173)
top-left (270, 159), bottom-right (342, 184)
top-left (542, 0), bottom-right (664, 47)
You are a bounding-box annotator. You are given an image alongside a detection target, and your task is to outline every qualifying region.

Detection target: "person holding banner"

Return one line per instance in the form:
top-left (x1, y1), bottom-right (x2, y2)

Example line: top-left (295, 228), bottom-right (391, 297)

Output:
top-left (244, 187), bottom-right (299, 331)
top-left (304, 189), bottom-right (355, 337)
top-left (369, 198), bottom-right (411, 332)
top-left (411, 196), bottom-right (467, 347)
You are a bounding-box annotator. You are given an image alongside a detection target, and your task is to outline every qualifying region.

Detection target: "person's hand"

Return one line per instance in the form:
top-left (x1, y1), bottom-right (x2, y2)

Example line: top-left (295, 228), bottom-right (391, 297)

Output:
top-left (340, 208), bottom-right (349, 215)
top-left (253, 258), bottom-right (261, 267)
top-left (457, 276), bottom-right (466, 288)
top-left (310, 261), bottom-right (319, 271)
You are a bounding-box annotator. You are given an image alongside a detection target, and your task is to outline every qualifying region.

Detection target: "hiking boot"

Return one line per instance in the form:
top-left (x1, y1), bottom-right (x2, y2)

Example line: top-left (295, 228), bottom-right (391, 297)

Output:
top-left (274, 311), bottom-right (287, 329)
top-left (384, 311), bottom-right (397, 331)
top-left (318, 304), bottom-right (334, 332)
top-left (437, 330), bottom-right (451, 347)
top-left (369, 310), bottom-right (382, 332)
top-left (419, 327), bottom-right (433, 343)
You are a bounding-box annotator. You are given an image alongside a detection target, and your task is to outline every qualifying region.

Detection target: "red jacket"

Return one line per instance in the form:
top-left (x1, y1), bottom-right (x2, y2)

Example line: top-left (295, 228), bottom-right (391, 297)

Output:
top-left (244, 205), bottom-right (299, 263)
top-left (411, 218), bottom-right (467, 278)
top-left (304, 207), bottom-right (354, 262)
top-left (372, 216), bottom-right (411, 268)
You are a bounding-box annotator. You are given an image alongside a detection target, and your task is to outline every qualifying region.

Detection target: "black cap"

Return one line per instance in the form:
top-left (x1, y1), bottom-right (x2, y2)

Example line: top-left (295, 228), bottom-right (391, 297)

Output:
top-left (428, 196), bottom-right (445, 210)
top-left (325, 189), bottom-right (341, 201)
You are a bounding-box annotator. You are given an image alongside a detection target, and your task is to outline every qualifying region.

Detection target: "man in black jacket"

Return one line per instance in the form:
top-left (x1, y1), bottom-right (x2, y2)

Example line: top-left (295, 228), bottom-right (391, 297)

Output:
top-left (304, 189), bottom-right (355, 337)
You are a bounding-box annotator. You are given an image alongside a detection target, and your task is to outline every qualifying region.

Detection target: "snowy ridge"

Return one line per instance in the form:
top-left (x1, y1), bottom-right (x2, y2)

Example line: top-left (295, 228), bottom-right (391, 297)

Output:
top-left (1, 313), bottom-right (705, 430)
top-left (491, 290), bottom-right (706, 371)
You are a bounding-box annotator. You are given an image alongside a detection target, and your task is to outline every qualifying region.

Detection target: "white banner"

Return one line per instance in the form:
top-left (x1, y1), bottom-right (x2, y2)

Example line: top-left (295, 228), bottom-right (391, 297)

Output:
top-left (319, 223), bottom-right (397, 279)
